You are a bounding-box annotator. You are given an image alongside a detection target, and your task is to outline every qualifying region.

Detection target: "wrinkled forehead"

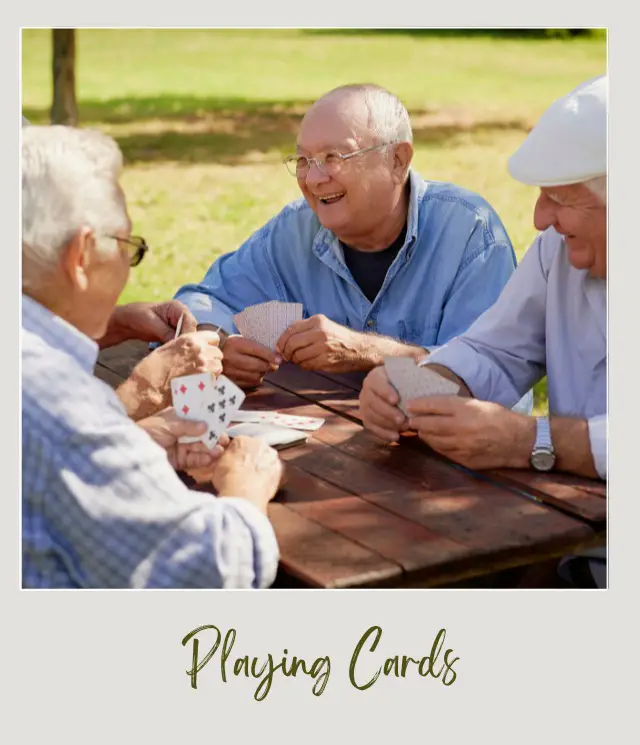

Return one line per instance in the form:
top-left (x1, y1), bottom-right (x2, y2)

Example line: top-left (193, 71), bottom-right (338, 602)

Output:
top-left (297, 95), bottom-right (375, 153)
top-left (541, 182), bottom-right (600, 205)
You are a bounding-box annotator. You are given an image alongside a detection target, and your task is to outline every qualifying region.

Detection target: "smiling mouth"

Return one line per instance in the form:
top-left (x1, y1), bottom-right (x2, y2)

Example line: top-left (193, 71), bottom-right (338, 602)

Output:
top-left (316, 192), bottom-right (345, 205)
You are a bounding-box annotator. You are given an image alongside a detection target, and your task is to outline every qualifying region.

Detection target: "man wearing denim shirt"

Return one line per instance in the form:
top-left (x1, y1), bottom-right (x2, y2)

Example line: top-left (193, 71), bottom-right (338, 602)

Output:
top-left (175, 84), bottom-right (520, 391)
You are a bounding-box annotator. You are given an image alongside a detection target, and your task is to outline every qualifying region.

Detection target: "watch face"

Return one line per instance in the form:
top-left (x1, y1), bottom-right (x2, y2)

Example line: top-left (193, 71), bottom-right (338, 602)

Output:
top-left (531, 449), bottom-right (556, 472)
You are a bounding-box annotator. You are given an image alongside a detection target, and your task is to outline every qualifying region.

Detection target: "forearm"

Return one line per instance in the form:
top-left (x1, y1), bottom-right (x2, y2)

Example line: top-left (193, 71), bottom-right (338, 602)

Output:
top-left (116, 372), bottom-right (165, 421)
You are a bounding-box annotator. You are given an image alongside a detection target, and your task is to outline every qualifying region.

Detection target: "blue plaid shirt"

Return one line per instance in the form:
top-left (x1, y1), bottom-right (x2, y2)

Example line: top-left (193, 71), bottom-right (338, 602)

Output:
top-left (21, 295), bottom-right (279, 588)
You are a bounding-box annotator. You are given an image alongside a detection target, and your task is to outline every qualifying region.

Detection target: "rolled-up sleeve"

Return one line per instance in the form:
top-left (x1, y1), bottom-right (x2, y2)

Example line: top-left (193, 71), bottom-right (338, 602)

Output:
top-left (587, 414), bottom-right (607, 480)
top-left (426, 234), bottom-right (548, 408)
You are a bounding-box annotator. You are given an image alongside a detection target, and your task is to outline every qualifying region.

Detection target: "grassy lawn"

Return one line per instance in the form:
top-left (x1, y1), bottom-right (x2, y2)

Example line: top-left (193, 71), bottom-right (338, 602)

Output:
top-left (21, 29), bottom-right (607, 410)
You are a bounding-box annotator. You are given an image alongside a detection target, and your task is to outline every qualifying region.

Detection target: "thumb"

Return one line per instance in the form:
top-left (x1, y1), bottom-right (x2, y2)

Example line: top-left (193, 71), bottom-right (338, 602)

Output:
top-left (167, 418), bottom-right (208, 437)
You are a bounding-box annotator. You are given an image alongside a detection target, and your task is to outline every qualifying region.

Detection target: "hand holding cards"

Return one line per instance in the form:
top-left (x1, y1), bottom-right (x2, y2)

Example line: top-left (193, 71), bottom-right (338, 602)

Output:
top-left (233, 301), bottom-right (303, 351)
top-left (384, 357), bottom-right (460, 415)
top-left (171, 372), bottom-right (245, 448)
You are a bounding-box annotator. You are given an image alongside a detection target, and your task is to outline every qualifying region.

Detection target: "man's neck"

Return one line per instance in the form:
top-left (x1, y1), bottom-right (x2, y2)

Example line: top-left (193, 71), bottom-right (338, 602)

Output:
top-left (25, 286), bottom-right (100, 340)
top-left (337, 182), bottom-right (410, 252)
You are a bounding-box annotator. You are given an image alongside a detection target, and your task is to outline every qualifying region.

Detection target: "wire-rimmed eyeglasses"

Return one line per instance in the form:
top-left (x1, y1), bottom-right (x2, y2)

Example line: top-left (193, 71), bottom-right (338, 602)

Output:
top-left (283, 143), bottom-right (392, 177)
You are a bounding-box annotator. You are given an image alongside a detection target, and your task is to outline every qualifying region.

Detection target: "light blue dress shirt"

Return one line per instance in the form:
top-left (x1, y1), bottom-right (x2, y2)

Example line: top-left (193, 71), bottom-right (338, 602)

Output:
top-left (22, 295), bottom-right (279, 588)
top-left (175, 170), bottom-right (519, 349)
top-left (426, 227), bottom-right (606, 479)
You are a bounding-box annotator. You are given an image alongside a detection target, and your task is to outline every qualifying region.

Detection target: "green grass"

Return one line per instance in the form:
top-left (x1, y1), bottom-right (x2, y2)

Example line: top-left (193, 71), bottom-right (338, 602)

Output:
top-left (21, 29), bottom-right (607, 411)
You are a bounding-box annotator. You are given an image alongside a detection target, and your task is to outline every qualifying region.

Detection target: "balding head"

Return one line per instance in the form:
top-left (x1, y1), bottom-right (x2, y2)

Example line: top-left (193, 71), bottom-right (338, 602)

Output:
top-left (303, 84), bottom-right (413, 148)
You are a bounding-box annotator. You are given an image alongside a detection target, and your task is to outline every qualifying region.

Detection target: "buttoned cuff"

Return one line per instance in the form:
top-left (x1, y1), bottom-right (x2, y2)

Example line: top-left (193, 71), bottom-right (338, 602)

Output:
top-left (587, 414), bottom-right (607, 480)
top-left (425, 340), bottom-right (522, 408)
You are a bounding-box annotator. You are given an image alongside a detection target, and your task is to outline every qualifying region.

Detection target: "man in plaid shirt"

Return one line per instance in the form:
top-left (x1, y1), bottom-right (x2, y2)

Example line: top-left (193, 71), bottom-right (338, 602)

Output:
top-left (22, 125), bottom-right (282, 588)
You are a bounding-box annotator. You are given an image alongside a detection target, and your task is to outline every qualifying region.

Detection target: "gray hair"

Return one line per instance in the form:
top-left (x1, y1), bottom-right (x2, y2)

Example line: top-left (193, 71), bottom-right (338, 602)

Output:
top-left (583, 175), bottom-right (607, 204)
top-left (319, 83), bottom-right (413, 145)
top-left (22, 125), bottom-right (128, 291)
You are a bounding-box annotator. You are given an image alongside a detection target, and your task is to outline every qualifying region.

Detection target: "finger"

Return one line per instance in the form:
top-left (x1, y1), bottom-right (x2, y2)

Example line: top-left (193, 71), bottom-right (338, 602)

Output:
top-left (224, 370), bottom-right (265, 389)
top-left (275, 318), bottom-right (316, 353)
top-left (180, 308), bottom-right (198, 334)
top-left (170, 419), bottom-right (208, 438)
top-left (362, 411), bottom-right (401, 441)
top-left (362, 416), bottom-right (401, 443)
top-left (289, 340), bottom-right (327, 366)
top-left (225, 354), bottom-right (271, 374)
top-left (405, 396), bottom-right (461, 417)
top-left (178, 449), bottom-right (215, 471)
top-left (217, 432), bottom-right (230, 448)
top-left (233, 337), bottom-right (278, 363)
top-left (408, 415), bottom-right (458, 436)
top-left (363, 395), bottom-right (406, 429)
top-left (282, 331), bottom-right (320, 361)
top-left (192, 330), bottom-right (221, 346)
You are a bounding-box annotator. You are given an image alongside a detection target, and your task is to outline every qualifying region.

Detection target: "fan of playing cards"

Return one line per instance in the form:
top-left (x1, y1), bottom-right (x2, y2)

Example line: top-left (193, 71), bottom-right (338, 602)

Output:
top-left (233, 301), bottom-right (303, 351)
top-left (384, 357), bottom-right (460, 416)
top-left (171, 373), bottom-right (246, 447)
top-left (171, 371), bottom-right (325, 449)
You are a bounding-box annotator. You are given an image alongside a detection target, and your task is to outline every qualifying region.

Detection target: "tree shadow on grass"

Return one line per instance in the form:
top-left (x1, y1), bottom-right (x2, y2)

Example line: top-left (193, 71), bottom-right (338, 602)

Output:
top-left (22, 95), bottom-right (319, 126)
top-left (23, 95), bottom-right (531, 166)
top-left (302, 28), bottom-right (604, 40)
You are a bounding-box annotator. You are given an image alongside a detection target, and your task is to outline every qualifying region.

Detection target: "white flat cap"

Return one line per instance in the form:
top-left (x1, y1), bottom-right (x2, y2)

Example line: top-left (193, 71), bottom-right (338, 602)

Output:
top-left (508, 75), bottom-right (607, 187)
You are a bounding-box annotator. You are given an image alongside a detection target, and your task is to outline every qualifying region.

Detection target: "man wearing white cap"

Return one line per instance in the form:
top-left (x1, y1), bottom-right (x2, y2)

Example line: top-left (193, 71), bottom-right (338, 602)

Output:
top-left (359, 76), bottom-right (607, 584)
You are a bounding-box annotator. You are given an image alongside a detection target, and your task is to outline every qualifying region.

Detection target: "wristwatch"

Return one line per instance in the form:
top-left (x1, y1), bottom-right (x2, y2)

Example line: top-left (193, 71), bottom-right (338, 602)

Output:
top-left (530, 416), bottom-right (556, 472)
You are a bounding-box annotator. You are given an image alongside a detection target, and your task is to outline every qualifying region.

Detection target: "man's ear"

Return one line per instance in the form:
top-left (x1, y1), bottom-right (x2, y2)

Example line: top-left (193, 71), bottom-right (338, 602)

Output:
top-left (61, 227), bottom-right (94, 292)
top-left (391, 142), bottom-right (413, 185)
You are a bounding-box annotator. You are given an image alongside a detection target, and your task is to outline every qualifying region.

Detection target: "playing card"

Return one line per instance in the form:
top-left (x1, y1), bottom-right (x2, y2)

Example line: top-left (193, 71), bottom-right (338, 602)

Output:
top-left (384, 357), bottom-right (460, 415)
top-left (203, 375), bottom-right (246, 447)
top-left (171, 373), bottom-right (245, 449)
top-left (171, 372), bottom-right (213, 420)
top-left (233, 301), bottom-right (303, 351)
top-left (226, 422), bottom-right (308, 450)
top-left (230, 409), bottom-right (325, 431)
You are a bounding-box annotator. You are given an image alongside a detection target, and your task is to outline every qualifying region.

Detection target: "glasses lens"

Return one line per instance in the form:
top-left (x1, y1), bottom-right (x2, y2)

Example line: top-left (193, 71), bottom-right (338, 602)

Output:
top-left (284, 156), bottom-right (302, 176)
top-left (322, 152), bottom-right (342, 176)
top-left (129, 237), bottom-right (147, 267)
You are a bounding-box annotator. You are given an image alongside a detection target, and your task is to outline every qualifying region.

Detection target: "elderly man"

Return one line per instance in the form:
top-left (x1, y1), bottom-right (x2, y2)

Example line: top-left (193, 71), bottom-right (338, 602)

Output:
top-left (21, 115), bottom-right (222, 420)
top-left (22, 125), bottom-right (283, 589)
top-left (175, 84), bottom-right (520, 390)
top-left (359, 76), bottom-right (607, 585)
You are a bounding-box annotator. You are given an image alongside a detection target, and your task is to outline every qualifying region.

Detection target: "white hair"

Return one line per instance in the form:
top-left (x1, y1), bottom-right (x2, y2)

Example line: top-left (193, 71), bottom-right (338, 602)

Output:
top-left (320, 84), bottom-right (413, 145)
top-left (22, 125), bottom-right (128, 291)
top-left (583, 175), bottom-right (607, 204)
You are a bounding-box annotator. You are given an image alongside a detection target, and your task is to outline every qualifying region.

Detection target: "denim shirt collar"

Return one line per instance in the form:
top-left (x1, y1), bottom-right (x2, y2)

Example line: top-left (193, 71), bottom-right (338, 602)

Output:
top-left (22, 294), bottom-right (99, 374)
top-left (311, 168), bottom-right (424, 278)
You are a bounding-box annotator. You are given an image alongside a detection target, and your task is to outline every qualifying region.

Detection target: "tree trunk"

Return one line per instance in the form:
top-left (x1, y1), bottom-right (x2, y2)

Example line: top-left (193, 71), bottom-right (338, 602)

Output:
top-left (51, 29), bottom-right (78, 125)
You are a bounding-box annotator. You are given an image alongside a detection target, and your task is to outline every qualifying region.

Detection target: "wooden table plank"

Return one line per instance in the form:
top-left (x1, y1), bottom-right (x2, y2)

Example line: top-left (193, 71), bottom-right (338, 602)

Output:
top-left (486, 469), bottom-right (606, 523)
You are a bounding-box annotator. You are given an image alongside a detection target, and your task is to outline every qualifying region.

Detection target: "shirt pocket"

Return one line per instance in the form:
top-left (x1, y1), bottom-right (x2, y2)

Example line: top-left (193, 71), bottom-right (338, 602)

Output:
top-left (396, 319), bottom-right (439, 346)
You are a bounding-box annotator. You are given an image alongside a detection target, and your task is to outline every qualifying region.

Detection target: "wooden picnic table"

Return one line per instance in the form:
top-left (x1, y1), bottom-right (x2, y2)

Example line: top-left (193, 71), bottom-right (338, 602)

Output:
top-left (95, 340), bottom-right (606, 589)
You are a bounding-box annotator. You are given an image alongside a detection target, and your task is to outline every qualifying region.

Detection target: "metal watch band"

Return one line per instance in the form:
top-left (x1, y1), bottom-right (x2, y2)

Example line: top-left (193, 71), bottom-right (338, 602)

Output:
top-left (534, 416), bottom-right (553, 451)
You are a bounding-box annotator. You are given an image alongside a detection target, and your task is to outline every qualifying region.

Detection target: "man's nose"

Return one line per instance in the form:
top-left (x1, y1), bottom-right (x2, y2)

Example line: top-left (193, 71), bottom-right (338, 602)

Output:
top-left (304, 160), bottom-right (330, 187)
top-left (533, 194), bottom-right (556, 232)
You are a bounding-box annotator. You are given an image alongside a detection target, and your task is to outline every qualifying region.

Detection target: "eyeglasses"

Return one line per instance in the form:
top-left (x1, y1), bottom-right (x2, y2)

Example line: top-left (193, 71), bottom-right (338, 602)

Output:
top-left (108, 235), bottom-right (149, 267)
top-left (284, 143), bottom-right (392, 177)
